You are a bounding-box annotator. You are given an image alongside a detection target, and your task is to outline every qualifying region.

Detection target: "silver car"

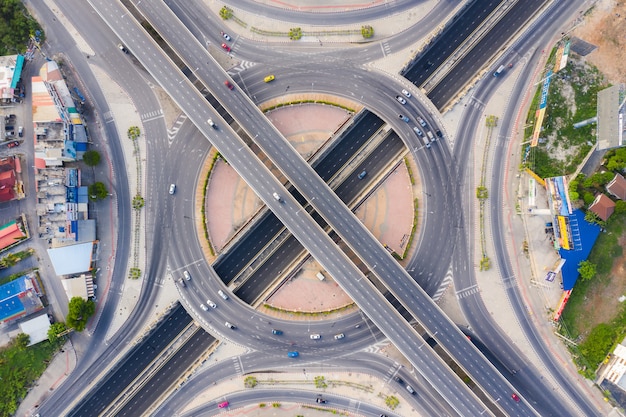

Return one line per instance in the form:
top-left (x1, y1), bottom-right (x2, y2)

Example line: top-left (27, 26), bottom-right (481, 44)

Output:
top-left (310, 334), bottom-right (321, 340)
top-left (183, 270), bottom-right (191, 281)
top-left (207, 300), bottom-right (217, 308)
top-left (395, 96), bottom-right (407, 105)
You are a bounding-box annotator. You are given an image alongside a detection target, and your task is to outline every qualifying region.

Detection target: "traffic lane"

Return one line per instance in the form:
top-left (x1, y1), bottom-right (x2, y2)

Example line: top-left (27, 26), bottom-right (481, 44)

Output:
top-left (452, 1), bottom-right (600, 414)
top-left (214, 111), bottom-right (385, 283)
top-left (107, 2), bottom-right (494, 413)
top-left (429, 0), bottom-right (549, 108)
top-left (116, 329), bottom-right (215, 417)
top-left (304, 183), bottom-right (536, 416)
top-left (68, 305), bottom-right (193, 416)
top-left (404, 0), bottom-right (502, 85)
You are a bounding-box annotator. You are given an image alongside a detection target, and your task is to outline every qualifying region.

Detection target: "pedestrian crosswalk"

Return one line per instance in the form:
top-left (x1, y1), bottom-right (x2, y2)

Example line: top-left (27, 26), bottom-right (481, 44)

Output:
top-left (141, 109), bottom-right (163, 123)
top-left (456, 284), bottom-right (480, 300)
top-left (380, 41), bottom-right (392, 57)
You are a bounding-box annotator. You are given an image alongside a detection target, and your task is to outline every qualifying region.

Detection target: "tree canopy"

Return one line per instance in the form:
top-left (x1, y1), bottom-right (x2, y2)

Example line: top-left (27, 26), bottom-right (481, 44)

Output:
top-left (82, 150), bottom-right (101, 167)
top-left (47, 322), bottom-right (68, 344)
top-left (0, 0), bottom-right (44, 55)
top-left (577, 260), bottom-right (596, 282)
top-left (66, 297), bottom-right (95, 332)
top-left (88, 182), bottom-right (109, 201)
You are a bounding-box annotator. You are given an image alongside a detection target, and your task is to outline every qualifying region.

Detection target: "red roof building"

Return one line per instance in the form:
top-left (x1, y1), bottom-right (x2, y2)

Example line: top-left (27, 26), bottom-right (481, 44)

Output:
top-left (0, 220), bottom-right (26, 251)
top-left (607, 173), bottom-right (626, 201)
top-left (589, 194), bottom-right (616, 222)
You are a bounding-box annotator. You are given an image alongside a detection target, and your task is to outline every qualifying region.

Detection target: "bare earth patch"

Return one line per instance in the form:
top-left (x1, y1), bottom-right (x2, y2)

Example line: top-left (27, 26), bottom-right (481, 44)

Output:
top-left (572, 0), bottom-right (626, 84)
top-left (561, 0), bottom-right (626, 335)
top-left (578, 235), bottom-right (626, 336)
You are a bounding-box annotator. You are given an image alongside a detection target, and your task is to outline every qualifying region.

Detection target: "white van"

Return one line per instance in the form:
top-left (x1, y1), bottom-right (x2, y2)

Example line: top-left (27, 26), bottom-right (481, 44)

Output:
top-left (218, 290), bottom-right (229, 300)
top-left (316, 272), bottom-right (326, 281)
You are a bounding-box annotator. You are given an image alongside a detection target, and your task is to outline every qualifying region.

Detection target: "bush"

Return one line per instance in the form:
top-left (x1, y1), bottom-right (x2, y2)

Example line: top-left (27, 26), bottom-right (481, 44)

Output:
top-left (244, 376), bottom-right (258, 388)
top-left (0, 0), bottom-right (44, 55)
top-left (88, 182), bottom-right (109, 201)
top-left (361, 25), bottom-right (374, 39)
top-left (82, 150), bottom-right (101, 167)
top-left (579, 323), bottom-right (617, 368)
top-left (219, 6), bottom-right (233, 20)
top-left (66, 297), bottom-right (96, 332)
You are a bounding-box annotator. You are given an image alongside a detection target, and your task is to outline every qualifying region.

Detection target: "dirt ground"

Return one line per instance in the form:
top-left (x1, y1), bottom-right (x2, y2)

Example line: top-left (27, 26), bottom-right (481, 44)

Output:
top-left (572, 0), bottom-right (626, 84)
top-left (578, 234), bottom-right (626, 336)
top-left (553, 0), bottom-right (626, 336)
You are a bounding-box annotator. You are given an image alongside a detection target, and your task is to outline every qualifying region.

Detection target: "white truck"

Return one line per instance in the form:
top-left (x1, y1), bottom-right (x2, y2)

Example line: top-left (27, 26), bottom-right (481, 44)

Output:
top-left (316, 272), bottom-right (326, 281)
top-left (421, 134), bottom-right (431, 149)
top-left (427, 131), bottom-right (435, 142)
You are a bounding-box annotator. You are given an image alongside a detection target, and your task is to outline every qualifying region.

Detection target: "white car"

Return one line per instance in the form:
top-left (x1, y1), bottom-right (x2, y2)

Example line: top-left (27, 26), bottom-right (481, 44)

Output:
top-left (396, 96), bottom-right (407, 105)
top-left (221, 31), bottom-right (231, 41)
top-left (169, 184), bottom-right (176, 195)
top-left (183, 270), bottom-right (191, 281)
top-left (207, 300), bottom-right (217, 308)
top-left (418, 117), bottom-right (427, 128)
top-left (200, 304), bottom-right (208, 311)
top-left (310, 334), bottom-right (321, 340)
top-left (334, 333), bottom-right (345, 340)
top-left (401, 89), bottom-right (411, 98)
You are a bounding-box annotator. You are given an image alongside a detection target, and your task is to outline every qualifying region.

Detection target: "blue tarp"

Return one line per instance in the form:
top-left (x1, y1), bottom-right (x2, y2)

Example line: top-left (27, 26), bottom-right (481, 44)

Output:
top-left (558, 209), bottom-right (601, 290)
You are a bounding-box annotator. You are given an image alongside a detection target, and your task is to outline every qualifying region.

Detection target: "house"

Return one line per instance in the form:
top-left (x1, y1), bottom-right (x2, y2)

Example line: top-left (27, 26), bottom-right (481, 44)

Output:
top-left (607, 173), bottom-right (626, 201)
top-left (588, 194), bottom-right (616, 222)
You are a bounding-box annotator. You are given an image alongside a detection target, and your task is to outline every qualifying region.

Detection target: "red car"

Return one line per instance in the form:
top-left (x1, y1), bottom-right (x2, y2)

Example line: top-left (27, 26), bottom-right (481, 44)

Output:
top-left (511, 393), bottom-right (520, 402)
top-left (224, 80), bottom-right (234, 90)
top-left (221, 43), bottom-right (231, 52)
top-left (6, 141), bottom-right (19, 148)
top-left (218, 401), bottom-right (229, 408)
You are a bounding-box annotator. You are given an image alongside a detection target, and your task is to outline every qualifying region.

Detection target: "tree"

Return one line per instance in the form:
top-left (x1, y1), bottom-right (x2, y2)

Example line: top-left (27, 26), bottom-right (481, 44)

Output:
top-left (48, 322), bottom-right (68, 344)
top-left (615, 200), bottom-right (626, 215)
top-left (577, 260), bottom-right (596, 281)
top-left (66, 297), bottom-right (95, 332)
top-left (15, 333), bottom-right (30, 349)
top-left (83, 150), bottom-right (101, 167)
top-left (584, 210), bottom-right (605, 227)
top-left (88, 182), bottom-right (109, 201)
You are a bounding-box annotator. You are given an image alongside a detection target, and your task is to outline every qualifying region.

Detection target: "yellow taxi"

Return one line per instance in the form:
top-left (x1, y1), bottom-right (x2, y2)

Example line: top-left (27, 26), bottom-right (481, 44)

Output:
top-left (264, 74), bottom-right (275, 83)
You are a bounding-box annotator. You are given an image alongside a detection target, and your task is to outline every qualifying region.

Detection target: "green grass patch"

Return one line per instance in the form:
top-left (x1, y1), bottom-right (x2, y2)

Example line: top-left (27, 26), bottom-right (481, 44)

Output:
top-left (523, 54), bottom-right (608, 178)
top-left (0, 339), bottom-right (60, 416)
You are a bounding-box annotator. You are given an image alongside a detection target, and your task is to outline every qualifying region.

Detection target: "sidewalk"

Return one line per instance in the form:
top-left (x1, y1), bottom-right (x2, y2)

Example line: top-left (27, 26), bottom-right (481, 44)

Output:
top-left (461, 41), bottom-right (612, 416)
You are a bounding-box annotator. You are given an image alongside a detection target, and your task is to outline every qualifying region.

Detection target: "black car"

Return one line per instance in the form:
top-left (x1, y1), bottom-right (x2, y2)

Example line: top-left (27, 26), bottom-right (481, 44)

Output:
top-left (394, 376), bottom-right (403, 384)
top-left (435, 130), bottom-right (443, 138)
top-left (316, 397), bottom-right (327, 404)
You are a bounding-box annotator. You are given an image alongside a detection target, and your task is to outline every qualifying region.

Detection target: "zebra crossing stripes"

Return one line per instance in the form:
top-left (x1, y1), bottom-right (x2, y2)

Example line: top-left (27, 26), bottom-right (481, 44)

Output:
top-left (456, 284), bottom-right (480, 300)
top-left (141, 109), bottom-right (164, 123)
top-left (227, 60), bottom-right (257, 75)
top-left (232, 356), bottom-right (244, 375)
top-left (432, 268), bottom-right (454, 302)
top-left (167, 113), bottom-right (188, 143)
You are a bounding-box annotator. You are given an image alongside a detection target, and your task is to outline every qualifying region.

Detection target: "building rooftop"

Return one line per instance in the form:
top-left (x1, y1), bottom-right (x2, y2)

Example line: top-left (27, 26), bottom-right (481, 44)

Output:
top-left (607, 173), bottom-right (626, 201)
top-left (47, 241), bottom-right (94, 275)
top-left (589, 193), bottom-right (616, 222)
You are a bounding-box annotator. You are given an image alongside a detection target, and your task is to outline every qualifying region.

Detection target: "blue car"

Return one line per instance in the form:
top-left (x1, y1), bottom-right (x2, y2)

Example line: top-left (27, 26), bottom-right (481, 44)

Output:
top-left (272, 329), bottom-right (283, 335)
top-left (288, 351), bottom-right (299, 358)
